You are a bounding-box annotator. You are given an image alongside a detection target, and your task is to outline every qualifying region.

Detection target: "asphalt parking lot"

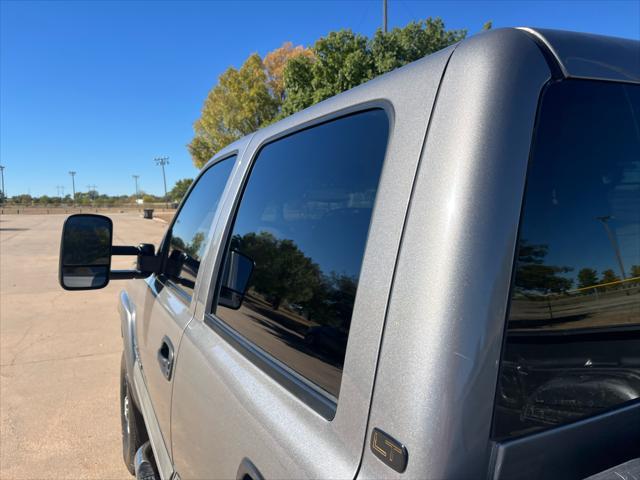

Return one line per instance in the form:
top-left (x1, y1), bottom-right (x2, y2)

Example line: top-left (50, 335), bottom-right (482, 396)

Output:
top-left (1, 213), bottom-right (167, 479)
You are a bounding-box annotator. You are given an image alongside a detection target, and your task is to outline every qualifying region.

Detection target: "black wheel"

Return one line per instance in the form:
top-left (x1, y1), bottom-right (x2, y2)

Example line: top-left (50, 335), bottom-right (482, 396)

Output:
top-left (120, 352), bottom-right (148, 476)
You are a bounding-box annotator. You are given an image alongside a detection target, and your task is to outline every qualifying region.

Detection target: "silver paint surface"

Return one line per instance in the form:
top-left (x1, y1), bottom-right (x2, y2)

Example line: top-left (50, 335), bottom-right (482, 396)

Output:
top-left (358, 29), bottom-right (551, 479)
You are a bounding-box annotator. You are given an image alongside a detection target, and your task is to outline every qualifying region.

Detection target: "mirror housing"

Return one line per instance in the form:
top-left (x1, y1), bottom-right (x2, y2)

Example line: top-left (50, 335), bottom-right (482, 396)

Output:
top-left (59, 214), bottom-right (160, 290)
top-left (59, 214), bottom-right (113, 290)
top-left (218, 250), bottom-right (255, 309)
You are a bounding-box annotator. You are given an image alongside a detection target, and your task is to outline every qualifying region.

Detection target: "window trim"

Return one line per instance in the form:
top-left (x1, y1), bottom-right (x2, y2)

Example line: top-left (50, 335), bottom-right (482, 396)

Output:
top-left (204, 312), bottom-right (337, 420)
top-left (204, 105), bottom-right (392, 416)
top-left (203, 100), bottom-right (394, 315)
top-left (155, 152), bottom-right (239, 304)
top-left (490, 77), bottom-right (640, 478)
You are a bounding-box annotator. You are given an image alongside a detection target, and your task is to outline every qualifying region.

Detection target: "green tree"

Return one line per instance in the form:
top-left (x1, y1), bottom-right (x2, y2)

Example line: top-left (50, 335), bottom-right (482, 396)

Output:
top-left (11, 194), bottom-right (32, 204)
top-left (601, 269), bottom-right (620, 284)
top-left (630, 265), bottom-right (640, 278)
top-left (282, 18), bottom-right (466, 116)
top-left (308, 30), bottom-right (374, 104)
top-left (185, 231), bottom-right (206, 259)
top-left (371, 18), bottom-right (466, 74)
top-left (280, 54), bottom-right (316, 117)
top-left (232, 231), bottom-right (322, 310)
top-left (188, 54), bottom-right (279, 168)
top-left (577, 268), bottom-right (599, 289)
top-left (169, 178), bottom-right (193, 203)
top-left (281, 29), bottom-right (375, 115)
top-left (515, 240), bottom-right (573, 293)
top-left (142, 193), bottom-right (159, 203)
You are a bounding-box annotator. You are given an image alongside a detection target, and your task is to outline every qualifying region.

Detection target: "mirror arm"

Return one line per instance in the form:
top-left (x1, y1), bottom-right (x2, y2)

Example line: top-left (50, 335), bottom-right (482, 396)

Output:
top-left (110, 243), bottom-right (161, 278)
top-left (111, 245), bottom-right (140, 256)
top-left (110, 270), bottom-right (151, 280)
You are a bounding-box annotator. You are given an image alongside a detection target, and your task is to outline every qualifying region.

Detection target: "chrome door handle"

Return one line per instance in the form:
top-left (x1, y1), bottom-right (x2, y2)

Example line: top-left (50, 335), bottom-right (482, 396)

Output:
top-left (157, 336), bottom-right (174, 381)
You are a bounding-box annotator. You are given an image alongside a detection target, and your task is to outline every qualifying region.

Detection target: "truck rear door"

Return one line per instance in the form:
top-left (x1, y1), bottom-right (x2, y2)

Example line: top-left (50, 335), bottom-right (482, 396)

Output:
top-left (169, 46), bottom-right (454, 479)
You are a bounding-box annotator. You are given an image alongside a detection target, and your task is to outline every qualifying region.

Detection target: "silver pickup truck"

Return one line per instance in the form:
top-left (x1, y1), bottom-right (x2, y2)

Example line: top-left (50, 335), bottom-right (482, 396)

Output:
top-left (59, 28), bottom-right (639, 480)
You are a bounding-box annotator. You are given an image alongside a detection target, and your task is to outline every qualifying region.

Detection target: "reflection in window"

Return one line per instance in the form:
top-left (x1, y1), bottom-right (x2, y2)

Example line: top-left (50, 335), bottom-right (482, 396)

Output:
top-left (216, 109), bottom-right (389, 399)
top-left (494, 80), bottom-right (640, 439)
top-left (165, 156), bottom-right (235, 298)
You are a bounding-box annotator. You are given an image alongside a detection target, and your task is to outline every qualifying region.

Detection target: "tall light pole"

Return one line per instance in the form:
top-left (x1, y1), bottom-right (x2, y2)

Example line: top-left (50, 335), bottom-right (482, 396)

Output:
top-left (132, 175), bottom-right (140, 200)
top-left (0, 165), bottom-right (5, 204)
top-left (382, 0), bottom-right (387, 33)
top-left (154, 157), bottom-right (169, 209)
top-left (69, 171), bottom-right (77, 205)
top-left (596, 215), bottom-right (627, 280)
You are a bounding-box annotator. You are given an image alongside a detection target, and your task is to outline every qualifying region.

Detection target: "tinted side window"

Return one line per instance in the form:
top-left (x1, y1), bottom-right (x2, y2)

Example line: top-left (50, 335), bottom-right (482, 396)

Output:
top-left (164, 156), bottom-right (235, 298)
top-left (215, 110), bottom-right (389, 399)
top-left (494, 80), bottom-right (640, 439)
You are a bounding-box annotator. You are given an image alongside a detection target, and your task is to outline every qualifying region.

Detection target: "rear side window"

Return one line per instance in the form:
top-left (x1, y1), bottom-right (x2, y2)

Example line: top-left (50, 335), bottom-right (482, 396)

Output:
top-left (494, 80), bottom-right (640, 439)
top-left (164, 156), bottom-right (235, 298)
top-left (215, 109), bottom-right (389, 399)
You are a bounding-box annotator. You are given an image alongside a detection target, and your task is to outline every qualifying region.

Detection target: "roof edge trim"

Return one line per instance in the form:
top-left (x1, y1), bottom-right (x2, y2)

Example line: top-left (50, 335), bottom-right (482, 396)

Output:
top-left (517, 27), bottom-right (568, 79)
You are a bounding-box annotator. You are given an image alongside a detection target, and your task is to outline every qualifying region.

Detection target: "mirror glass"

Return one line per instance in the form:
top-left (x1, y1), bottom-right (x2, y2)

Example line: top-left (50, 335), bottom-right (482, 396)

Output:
top-left (60, 214), bottom-right (112, 290)
top-left (218, 250), bottom-right (254, 309)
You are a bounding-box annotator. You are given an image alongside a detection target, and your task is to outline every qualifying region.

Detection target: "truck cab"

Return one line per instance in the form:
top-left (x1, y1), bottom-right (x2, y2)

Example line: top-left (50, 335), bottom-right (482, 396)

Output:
top-left (59, 28), bottom-right (640, 480)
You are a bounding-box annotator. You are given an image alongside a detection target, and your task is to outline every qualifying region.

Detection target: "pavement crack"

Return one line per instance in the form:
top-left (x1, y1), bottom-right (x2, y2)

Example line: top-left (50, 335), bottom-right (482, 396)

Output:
top-left (1, 350), bottom-right (121, 367)
top-left (9, 323), bottom-right (34, 352)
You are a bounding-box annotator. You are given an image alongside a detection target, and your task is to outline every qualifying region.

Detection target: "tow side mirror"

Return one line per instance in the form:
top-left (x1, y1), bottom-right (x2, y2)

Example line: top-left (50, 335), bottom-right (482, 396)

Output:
top-left (218, 250), bottom-right (255, 309)
top-left (59, 214), bottom-right (113, 290)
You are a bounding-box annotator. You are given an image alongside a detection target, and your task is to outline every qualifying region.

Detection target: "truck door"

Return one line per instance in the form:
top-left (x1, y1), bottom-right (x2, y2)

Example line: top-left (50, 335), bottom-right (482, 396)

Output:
top-left (132, 155), bottom-right (236, 474)
top-left (171, 108), bottom-right (390, 479)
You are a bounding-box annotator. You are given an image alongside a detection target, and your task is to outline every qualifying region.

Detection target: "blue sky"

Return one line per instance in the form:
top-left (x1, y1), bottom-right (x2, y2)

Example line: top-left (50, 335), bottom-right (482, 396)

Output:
top-left (1, 0), bottom-right (639, 197)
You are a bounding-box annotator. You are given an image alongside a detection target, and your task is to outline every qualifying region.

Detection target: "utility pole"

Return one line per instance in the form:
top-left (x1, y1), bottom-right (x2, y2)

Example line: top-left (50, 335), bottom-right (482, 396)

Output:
top-left (596, 215), bottom-right (627, 280)
top-left (0, 165), bottom-right (5, 205)
top-left (132, 175), bottom-right (140, 200)
top-left (87, 184), bottom-right (97, 202)
top-left (382, 0), bottom-right (387, 33)
top-left (69, 171), bottom-right (77, 205)
top-left (154, 157), bottom-right (169, 209)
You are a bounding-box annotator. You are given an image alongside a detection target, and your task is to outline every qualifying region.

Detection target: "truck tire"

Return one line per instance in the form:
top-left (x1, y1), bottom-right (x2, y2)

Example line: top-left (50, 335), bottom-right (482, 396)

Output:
top-left (120, 352), bottom-right (148, 476)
